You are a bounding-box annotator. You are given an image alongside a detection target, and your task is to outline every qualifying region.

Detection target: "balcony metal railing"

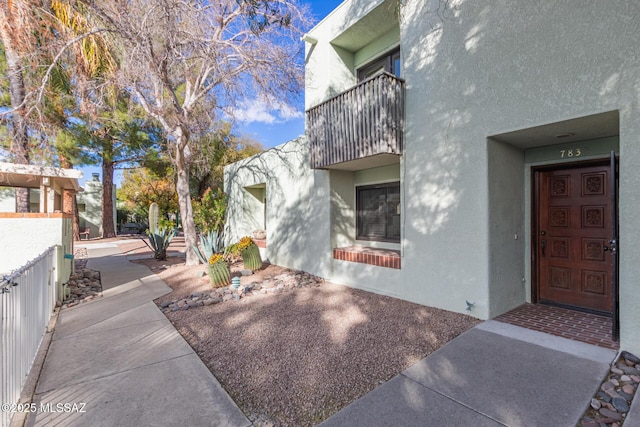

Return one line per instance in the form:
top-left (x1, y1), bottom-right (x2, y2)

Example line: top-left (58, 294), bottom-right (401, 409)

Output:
top-left (306, 72), bottom-right (405, 169)
top-left (1, 247), bottom-right (58, 427)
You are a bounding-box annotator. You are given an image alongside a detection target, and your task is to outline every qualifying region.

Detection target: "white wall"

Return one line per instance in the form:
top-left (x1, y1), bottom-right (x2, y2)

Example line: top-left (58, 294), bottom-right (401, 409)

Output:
top-left (304, 0), bottom-right (394, 109)
top-left (225, 138), bottom-right (332, 275)
top-left (400, 0), bottom-right (640, 351)
top-left (0, 216), bottom-right (72, 282)
top-left (77, 180), bottom-right (116, 238)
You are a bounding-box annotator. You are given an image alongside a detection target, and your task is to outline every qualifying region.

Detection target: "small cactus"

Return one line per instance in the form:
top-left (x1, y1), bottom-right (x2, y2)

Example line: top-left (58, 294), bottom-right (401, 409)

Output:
top-left (149, 202), bottom-right (159, 234)
top-left (237, 236), bottom-right (262, 271)
top-left (208, 254), bottom-right (231, 287)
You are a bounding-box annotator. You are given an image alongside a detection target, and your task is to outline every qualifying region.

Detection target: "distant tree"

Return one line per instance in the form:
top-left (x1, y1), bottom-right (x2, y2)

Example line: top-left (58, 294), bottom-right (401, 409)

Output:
top-left (193, 188), bottom-right (227, 235)
top-left (190, 122), bottom-right (263, 198)
top-left (78, 0), bottom-right (311, 264)
top-left (60, 92), bottom-right (164, 237)
top-left (118, 166), bottom-right (178, 224)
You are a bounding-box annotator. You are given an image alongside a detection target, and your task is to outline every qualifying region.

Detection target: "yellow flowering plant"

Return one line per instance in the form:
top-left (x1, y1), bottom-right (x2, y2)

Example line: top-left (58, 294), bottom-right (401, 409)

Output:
top-left (207, 253), bottom-right (230, 287)
top-left (208, 253), bottom-right (224, 265)
top-left (236, 236), bottom-right (262, 271)
top-left (237, 236), bottom-right (254, 251)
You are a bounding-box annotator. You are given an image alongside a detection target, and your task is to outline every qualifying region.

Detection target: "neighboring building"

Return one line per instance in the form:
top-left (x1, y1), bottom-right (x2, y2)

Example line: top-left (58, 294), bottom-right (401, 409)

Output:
top-left (0, 162), bottom-right (81, 284)
top-left (76, 173), bottom-right (116, 239)
top-left (225, 0), bottom-right (640, 354)
top-left (1, 172), bottom-right (116, 239)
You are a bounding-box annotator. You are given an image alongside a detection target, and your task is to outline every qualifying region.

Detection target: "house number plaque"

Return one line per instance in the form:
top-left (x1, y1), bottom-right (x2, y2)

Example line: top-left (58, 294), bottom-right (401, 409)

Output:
top-left (560, 149), bottom-right (582, 159)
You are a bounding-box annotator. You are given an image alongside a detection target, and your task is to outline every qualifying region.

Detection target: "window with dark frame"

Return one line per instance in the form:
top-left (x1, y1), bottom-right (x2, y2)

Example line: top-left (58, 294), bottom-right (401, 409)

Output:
top-left (357, 48), bottom-right (401, 81)
top-left (356, 182), bottom-right (401, 242)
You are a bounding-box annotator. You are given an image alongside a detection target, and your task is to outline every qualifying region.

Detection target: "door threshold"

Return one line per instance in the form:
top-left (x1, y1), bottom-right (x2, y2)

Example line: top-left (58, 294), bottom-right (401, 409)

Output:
top-left (538, 300), bottom-right (612, 318)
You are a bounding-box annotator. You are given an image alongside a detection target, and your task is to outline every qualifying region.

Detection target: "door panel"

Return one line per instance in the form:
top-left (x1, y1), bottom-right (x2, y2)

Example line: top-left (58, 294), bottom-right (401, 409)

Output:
top-left (537, 164), bottom-right (613, 313)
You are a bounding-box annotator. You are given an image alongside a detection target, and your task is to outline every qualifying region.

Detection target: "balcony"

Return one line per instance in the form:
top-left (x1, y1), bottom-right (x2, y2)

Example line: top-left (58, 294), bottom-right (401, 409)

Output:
top-left (306, 72), bottom-right (404, 170)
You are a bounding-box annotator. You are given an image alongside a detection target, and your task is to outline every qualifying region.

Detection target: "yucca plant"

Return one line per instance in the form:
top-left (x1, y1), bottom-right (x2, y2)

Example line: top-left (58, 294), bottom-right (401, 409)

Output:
top-left (208, 253), bottom-right (231, 288)
top-left (237, 236), bottom-right (262, 271)
top-left (193, 230), bottom-right (225, 264)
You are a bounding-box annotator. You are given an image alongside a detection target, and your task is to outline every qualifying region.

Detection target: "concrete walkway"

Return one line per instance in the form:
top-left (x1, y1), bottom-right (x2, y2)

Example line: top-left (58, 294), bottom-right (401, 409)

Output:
top-left (320, 320), bottom-right (616, 427)
top-left (26, 241), bottom-right (249, 427)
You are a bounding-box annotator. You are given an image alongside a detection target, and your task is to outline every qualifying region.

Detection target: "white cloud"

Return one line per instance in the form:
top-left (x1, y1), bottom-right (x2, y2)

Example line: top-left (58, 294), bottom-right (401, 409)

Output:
top-left (233, 98), bottom-right (303, 124)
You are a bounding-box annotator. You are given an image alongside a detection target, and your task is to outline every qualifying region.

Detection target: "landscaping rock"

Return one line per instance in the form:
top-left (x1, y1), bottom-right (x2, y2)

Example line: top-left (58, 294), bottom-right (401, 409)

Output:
top-left (617, 364), bottom-right (640, 376)
top-left (623, 351), bottom-right (640, 364)
top-left (598, 408), bottom-right (622, 421)
top-left (61, 251), bottom-right (103, 309)
top-left (612, 397), bottom-right (629, 413)
top-left (580, 351), bottom-right (640, 427)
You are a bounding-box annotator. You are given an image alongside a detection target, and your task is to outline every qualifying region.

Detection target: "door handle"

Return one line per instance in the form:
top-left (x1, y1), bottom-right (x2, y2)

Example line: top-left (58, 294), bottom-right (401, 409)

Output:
top-left (541, 239), bottom-right (546, 256)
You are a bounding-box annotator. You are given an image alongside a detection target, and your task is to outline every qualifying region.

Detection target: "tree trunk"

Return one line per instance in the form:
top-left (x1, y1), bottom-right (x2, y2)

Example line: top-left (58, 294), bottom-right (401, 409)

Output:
top-left (101, 159), bottom-right (116, 238)
top-left (0, 9), bottom-right (30, 212)
top-left (174, 133), bottom-right (198, 265)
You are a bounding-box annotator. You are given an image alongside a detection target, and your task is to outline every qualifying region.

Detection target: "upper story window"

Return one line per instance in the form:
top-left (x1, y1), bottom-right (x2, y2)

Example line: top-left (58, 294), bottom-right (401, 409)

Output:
top-left (357, 49), bottom-right (401, 81)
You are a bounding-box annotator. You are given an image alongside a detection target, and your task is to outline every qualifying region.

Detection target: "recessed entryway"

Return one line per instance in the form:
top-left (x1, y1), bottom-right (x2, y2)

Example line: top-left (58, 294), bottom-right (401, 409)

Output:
top-left (488, 111), bottom-right (620, 340)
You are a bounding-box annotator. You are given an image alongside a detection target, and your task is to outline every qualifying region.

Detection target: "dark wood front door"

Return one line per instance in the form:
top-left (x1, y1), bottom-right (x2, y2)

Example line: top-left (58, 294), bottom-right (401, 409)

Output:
top-left (535, 162), bottom-right (614, 314)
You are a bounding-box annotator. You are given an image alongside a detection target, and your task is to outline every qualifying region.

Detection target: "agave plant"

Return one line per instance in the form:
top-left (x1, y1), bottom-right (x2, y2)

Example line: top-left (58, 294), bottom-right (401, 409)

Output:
top-left (147, 202), bottom-right (174, 260)
top-left (148, 228), bottom-right (175, 260)
top-left (193, 230), bottom-right (225, 264)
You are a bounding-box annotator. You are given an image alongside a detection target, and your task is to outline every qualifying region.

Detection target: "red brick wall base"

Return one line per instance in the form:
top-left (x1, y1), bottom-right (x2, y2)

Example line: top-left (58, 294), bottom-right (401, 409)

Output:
top-left (333, 246), bottom-right (401, 269)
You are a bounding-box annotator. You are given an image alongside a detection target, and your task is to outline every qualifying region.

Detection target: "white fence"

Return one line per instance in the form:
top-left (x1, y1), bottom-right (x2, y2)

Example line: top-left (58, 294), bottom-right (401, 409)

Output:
top-left (1, 246), bottom-right (58, 427)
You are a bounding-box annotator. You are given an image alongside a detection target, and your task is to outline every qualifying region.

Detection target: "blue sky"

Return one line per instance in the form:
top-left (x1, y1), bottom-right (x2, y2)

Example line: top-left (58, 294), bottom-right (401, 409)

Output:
top-left (80, 0), bottom-right (344, 187)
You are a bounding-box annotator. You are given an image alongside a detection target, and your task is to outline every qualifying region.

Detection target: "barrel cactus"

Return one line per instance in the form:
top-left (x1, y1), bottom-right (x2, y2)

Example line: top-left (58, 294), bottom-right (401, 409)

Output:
top-left (237, 236), bottom-right (262, 271)
top-left (208, 254), bottom-right (231, 288)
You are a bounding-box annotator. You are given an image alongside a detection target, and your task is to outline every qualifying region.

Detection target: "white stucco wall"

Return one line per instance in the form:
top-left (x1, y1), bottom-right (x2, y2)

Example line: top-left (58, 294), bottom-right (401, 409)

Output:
top-left (304, 0), bottom-right (396, 109)
top-left (77, 180), bottom-right (116, 238)
top-left (225, 138), bottom-right (332, 275)
top-left (0, 216), bottom-right (73, 282)
top-left (399, 0), bottom-right (640, 351)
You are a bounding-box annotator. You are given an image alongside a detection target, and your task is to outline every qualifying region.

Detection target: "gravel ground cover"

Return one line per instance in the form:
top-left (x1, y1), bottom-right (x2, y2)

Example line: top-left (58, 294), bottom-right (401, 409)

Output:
top-left (125, 244), bottom-right (479, 427)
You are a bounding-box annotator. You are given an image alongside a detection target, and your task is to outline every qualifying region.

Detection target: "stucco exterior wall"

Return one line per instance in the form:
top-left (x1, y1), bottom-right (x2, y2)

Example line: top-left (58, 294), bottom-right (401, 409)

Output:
top-left (228, 0), bottom-right (640, 353)
top-left (304, 0), bottom-right (393, 109)
top-left (0, 214), bottom-right (73, 284)
top-left (77, 180), bottom-right (102, 238)
top-left (400, 0), bottom-right (640, 350)
top-left (76, 180), bottom-right (116, 238)
top-left (225, 138), bottom-right (332, 275)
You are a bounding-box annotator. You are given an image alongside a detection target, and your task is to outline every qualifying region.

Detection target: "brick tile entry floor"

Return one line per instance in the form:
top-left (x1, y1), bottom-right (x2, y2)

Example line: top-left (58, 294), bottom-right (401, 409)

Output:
top-left (494, 303), bottom-right (618, 350)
